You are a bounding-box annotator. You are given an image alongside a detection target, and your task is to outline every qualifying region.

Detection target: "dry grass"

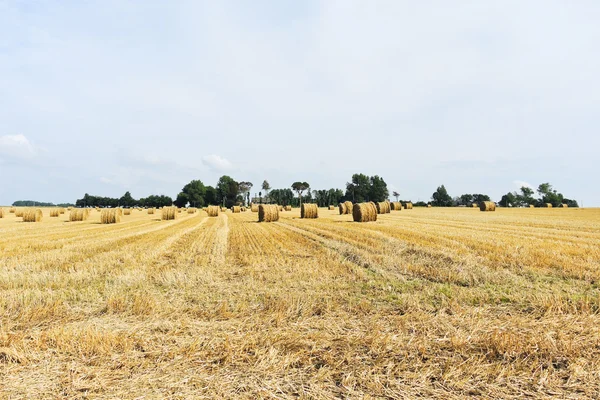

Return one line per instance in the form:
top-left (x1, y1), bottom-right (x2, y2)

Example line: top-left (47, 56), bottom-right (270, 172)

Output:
top-left (1, 207), bottom-right (600, 398)
top-left (258, 204), bottom-right (279, 222)
top-left (301, 203), bottom-right (319, 219)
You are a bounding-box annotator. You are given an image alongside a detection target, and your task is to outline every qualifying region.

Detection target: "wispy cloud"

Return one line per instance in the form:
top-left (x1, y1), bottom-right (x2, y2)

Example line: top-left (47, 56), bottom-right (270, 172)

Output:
top-left (202, 154), bottom-right (235, 173)
top-left (0, 134), bottom-right (37, 162)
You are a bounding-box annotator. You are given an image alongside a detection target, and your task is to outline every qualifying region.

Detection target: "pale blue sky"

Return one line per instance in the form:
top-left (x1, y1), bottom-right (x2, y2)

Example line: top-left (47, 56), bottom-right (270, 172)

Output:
top-left (1, 1), bottom-right (599, 206)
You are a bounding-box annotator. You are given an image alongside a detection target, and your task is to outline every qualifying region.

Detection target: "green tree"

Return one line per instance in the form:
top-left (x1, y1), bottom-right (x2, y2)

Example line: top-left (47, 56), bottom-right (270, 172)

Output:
top-left (291, 182), bottom-right (310, 207)
top-left (392, 191), bottom-right (400, 202)
top-left (499, 192), bottom-right (517, 207)
top-left (262, 180), bottom-right (271, 201)
top-left (345, 173), bottom-right (370, 202)
top-left (431, 185), bottom-right (453, 207)
top-left (216, 176), bottom-right (239, 208)
top-left (238, 181), bottom-right (253, 206)
top-left (119, 191), bottom-right (135, 207)
top-left (369, 175), bottom-right (389, 202)
top-left (205, 186), bottom-right (217, 205)
top-left (174, 180), bottom-right (206, 208)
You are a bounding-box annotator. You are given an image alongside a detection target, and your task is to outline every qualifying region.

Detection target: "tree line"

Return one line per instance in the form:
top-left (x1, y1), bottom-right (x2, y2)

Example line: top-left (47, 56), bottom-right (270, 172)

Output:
top-left (70, 175), bottom-right (577, 209)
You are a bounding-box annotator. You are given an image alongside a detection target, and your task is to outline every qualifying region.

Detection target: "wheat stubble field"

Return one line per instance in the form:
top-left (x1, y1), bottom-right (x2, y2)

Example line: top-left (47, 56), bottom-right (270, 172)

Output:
top-left (1, 207), bottom-right (600, 399)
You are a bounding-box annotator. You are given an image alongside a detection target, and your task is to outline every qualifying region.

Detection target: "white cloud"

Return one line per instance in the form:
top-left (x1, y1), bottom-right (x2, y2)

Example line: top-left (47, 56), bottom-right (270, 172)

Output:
top-left (0, 134), bottom-right (37, 160)
top-left (201, 154), bottom-right (234, 173)
top-left (513, 180), bottom-right (533, 190)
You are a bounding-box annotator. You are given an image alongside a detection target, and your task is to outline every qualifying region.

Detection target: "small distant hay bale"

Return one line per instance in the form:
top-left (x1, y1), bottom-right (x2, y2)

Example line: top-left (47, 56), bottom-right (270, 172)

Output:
top-left (259, 204), bottom-right (279, 222)
top-left (187, 207), bottom-right (197, 214)
top-left (301, 203), bottom-right (318, 219)
top-left (479, 201), bottom-right (496, 212)
top-left (101, 209), bottom-right (121, 224)
top-left (529, 204), bottom-right (535, 208)
top-left (50, 209), bottom-right (60, 217)
top-left (404, 202), bottom-right (413, 210)
top-left (123, 209), bottom-right (131, 215)
top-left (162, 207), bottom-right (178, 220)
top-left (232, 206), bottom-right (241, 213)
top-left (221, 207), bottom-right (227, 212)
top-left (241, 207), bottom-right (247, 212)
top-left (23, 208), bottom-right (43, 222)
top-left (427, 204), bottom-right (432, 208)
top-left (285, 205), bottom-right (291, 211)
top-left (9, 207), bottom-right (16, 214)
top-left (0, 208), bottom-right (4, 218)
top-left (328, 205), bottom-right (335, 210)
top-left (353, 202), bottom-right (377, 222)
top-left (207, 205), bottom-right (220, 217)
top-left (561, 204), bottom-right (568, 208)
top-left (148, 208), bottom-right (155, 215)
top-left (545, 203), bottom-right (553, 208)
top-left (69, 209), bottom-right (90, 222)
top-left (15, 209), bottom-right (24, 217)
top-left (251, 204), bottom-right (259, 212)
top-left (59, 208), bottom-right (66, 214)
top-left (472, 203), bottom-right (478, 208)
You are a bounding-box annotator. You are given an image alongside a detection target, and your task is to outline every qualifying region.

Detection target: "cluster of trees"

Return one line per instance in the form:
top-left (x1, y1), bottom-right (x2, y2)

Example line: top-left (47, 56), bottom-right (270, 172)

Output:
top-left (499, 183), bottom-right (578, 208)
top-left (12, 200), bottom-right (74, 207)
top-left (344, 174), bottom-right (389, 203)
top-left (429, 186), bottom-right (491, 207)
top-left (173, 176), bottom-right (241, 208)
top-left (74, 192), bottom-right (173, 208)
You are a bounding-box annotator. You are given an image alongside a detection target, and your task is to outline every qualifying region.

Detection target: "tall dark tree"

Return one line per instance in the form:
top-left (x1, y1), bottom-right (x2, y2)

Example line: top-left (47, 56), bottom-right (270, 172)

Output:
top-left (431, 185), bottom-right (453, 207)
top-left (216, 176), bottom-right (239, 208)
top-left (369, 175), bottom-right (389, 202)
top-left (393, 191), bottom-right (400, 202)
top-left (174, 180), bottom-right (206, 208)
top-left (345, 173), bottom-right (371, 202)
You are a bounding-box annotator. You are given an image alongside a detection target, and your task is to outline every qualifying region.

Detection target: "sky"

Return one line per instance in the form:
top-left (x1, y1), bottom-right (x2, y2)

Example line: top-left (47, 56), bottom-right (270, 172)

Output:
top-left (1, 1), bottom-right (599, 206)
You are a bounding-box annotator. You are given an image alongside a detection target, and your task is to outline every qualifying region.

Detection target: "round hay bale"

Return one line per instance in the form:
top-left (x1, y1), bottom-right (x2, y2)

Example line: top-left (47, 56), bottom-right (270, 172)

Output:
top-left (561, 204), bottom-right (568, 208)
top-left (221, 207), bottom-right (227, 212)
top-left (472, 203), bottom-right (478, 208)
top-left (9, 207), bottom-right (16, 214)
top-left (148, 208), bottom-right (155, 215)
top-left (285, 205), bottom-right (291, 211)
top-left (207, 205), bottom-right (220, 217)
top-left (22, 208), bottom-right (43, 222)
top-left (124, 209), bottom-right (131, 215)
top-left (545, 203), bottom-right (553, 208)
top-left (390, 202), bottom-right (402, 211)
top-left (0, 208), bottom-right (4, 218)
top-left (301, 203), bottom-right (318, 219)
top-left (427, 204), bottom-right (432, 208)
top-left (529, 204), bottom-right (535, 208)
top-left (69, 209), bottom-right (90, 222)
top-left (15, 209), bottom-right (24, 217)
top-left (188, 208), bottom-right (197, 214)
top-left (231, 206), bottom-right (241, 213)
top-left (161, 207), bottom-right (178, 220)
top-left (338, 202), bottom-right (347, 215)
top-left (479, 201), bottom-right (496, 212)
top-left (404, 202), bottom-right (413, 210)
top-left (344, 201), bottom-right (353, 214)
top-left (328, 205), bottom-right (335, 210)
top-left (258, 204), bottom-right (279, 222)
top-left (101, 209), bottom-right (121, 224)
top-left (353, 202), bottom-right (377, 222)
top-left (50, 209), bottom-right (60, 217)
top-left (59, 208), bottom-right (66, 214)
top-left (376, 202), bottom-right (387, 214)
top-left (251, 204), bottom-right (259, 213)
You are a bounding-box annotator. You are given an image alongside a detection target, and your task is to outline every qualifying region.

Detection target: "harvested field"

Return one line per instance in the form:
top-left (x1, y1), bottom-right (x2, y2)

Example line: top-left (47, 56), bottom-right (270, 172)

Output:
top-left (1, 207), bottom-right (600, 398)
